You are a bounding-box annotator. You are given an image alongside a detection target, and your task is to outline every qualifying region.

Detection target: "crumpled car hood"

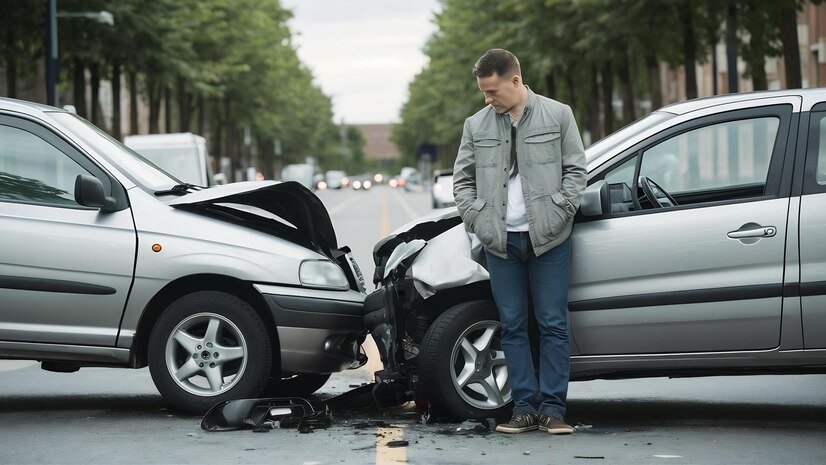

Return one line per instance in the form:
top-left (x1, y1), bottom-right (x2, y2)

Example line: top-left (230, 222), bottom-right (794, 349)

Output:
top-left (167, 181), bottom-right (338, 259)
top-left (372, 207), bottom-right (489, 297)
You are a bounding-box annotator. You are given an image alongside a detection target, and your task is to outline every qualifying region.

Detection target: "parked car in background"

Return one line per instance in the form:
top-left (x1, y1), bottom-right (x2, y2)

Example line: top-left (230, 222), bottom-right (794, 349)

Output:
top-left (365, 89), bottom-right (826, 420)
top-left (325, 170), bottom-right (347, 189)
top-left (431, 170), bottom-right (455, 208)
top-left (313, 172), bottom-right (327, 190)
top-left (0, 98), bottom-right (368, 412)
top-left (403, 171), bottom-right (424, 192)
top-left (124, 132), bottom-right (216, 186)
top-left (281, 163), bottom-right (316, 191)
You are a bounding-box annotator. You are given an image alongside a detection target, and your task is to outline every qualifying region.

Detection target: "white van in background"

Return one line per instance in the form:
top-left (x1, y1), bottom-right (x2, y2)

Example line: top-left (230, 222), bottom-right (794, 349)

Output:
top-left (281, 163), bottom-right (316, 190)
top-left (124, 133), bottom-right (219, 186)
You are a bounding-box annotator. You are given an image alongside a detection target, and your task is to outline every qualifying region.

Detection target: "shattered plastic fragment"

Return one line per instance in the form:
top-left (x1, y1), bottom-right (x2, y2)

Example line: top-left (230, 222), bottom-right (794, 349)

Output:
top-left (386, 440), bottom-right (409, 448)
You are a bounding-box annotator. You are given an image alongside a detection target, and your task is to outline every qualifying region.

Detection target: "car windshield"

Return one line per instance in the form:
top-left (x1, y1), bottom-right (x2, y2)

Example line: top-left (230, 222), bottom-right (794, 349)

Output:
top-left (133, 147), bottom-right (203, 186)
top-left (586, 111), bottom-right (675, 163)
top-left (49, 112), bottom-right (182, 191)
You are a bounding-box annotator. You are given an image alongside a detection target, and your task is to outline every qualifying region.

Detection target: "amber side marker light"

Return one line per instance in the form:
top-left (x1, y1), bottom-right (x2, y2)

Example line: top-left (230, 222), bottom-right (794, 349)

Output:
top-left (152, 244), bottom-right (162, 253)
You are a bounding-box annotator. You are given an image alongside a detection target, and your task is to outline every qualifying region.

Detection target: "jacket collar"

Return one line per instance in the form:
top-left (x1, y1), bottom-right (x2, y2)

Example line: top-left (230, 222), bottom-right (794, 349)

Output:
top-left (498, 85), bottom-right (535, 122)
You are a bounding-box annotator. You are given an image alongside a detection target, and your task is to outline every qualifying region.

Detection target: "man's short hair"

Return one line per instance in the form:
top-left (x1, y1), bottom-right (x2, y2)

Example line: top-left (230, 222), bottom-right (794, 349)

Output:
top-left (472, 49), bottom-right (521, 78)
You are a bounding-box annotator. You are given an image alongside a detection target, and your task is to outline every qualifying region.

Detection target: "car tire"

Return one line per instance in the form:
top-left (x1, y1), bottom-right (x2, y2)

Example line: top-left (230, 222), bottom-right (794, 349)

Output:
top-left (260, 373), bottom-right (332, 398)
top-left (418, 300), bottom-right (512, 420)
top-left (148, 291), bottom-right (272, 413)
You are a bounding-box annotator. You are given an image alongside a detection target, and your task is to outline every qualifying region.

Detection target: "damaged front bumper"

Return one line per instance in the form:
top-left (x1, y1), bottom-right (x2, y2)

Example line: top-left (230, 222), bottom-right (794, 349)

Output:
top-left (255, 284), bottom-right (368, 375)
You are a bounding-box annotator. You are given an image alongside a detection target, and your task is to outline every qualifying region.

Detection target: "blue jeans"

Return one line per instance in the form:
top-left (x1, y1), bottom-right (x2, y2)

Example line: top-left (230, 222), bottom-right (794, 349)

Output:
top-left (485, 232), bottom-right (571, 417)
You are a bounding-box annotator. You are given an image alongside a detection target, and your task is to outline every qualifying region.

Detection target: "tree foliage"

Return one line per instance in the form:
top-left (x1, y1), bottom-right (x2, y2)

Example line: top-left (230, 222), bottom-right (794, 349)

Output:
top-left (393, 0), bottom-right (821, 165)
top-left (1, 0), bottom-right (346, 177)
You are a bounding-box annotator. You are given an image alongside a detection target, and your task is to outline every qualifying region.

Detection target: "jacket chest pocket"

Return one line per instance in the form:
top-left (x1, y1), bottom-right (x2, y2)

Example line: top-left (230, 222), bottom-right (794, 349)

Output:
top-left (523, 125), bottom-right (560, 164)
top-left (473, 131), bottom-right (501, 167)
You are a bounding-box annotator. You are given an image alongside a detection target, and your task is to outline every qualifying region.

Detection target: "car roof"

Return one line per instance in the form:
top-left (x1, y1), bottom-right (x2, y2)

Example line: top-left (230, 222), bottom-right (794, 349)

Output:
top-left (0, 97), bottom-right (65, 116)
top-left (660, 88), bottom-right (826, 115)
top-left (124, 132), bottom-right (205, 146)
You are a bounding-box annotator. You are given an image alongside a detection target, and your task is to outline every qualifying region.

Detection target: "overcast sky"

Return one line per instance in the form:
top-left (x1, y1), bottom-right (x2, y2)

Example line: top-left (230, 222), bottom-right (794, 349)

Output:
top-left (280, 0), bottom-right (441, 125)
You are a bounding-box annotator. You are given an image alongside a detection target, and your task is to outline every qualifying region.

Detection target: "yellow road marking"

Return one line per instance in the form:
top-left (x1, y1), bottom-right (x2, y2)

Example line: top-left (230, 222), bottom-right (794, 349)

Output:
top-left (376, 426), bottom-right (406, 464)
top-left (380, 187), bottom-right (391, 237)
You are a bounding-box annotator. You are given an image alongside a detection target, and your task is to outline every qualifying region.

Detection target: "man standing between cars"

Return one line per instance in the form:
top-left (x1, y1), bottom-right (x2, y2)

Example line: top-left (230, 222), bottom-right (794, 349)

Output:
top-left (453, 49), bottom-right (586, 434)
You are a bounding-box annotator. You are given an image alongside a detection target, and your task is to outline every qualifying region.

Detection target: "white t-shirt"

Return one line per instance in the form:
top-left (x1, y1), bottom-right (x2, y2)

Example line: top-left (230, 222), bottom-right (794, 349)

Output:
top-left (506, 114), bottom-right (528, 232)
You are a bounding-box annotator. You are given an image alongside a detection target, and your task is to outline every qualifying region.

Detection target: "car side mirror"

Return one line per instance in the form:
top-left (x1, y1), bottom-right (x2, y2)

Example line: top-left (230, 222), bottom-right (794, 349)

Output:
top-left (74, 175), bottom-right (117, 212)
top-left (580, 180), bottom-right (610, 217)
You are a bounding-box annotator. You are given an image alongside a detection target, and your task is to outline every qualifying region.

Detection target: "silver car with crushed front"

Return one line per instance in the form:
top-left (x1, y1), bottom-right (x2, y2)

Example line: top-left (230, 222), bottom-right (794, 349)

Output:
top-left (365, 89), bottom-right (826, 420)
top-left (0, 98), bottom-right (367, 412)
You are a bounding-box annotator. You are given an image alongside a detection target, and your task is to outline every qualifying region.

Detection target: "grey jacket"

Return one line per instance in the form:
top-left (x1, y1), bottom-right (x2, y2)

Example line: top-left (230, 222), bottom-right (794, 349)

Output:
top-left (453, 87), bottom-right (587, 258)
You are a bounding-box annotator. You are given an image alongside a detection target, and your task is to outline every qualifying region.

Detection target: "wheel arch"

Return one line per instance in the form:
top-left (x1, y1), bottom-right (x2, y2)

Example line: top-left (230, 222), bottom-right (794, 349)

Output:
top-left (422, 280), bottom-right (493, 316)
top-left (131, 274), bottom-right (279, 376)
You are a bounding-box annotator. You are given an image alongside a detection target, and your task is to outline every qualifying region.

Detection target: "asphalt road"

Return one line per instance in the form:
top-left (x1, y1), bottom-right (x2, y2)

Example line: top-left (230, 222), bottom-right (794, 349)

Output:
top-left (1, 184), bottom-right (826, 464)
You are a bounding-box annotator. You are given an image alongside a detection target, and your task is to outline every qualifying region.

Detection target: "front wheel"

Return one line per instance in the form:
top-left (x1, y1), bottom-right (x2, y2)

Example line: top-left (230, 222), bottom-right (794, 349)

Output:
top-left (148, 291), bottom-right (272, 413)
top-left (418, 300), bottom-right (512, 420)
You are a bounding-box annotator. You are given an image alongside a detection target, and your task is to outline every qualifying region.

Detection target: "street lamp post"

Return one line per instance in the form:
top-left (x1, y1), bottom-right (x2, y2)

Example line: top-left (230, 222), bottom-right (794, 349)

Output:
top-left (45, 0), bottom-right (114, 107)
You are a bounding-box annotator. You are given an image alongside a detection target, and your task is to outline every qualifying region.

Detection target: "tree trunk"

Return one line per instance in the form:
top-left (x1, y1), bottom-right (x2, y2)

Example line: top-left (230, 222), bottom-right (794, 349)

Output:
top-left (147, 69), bottom-right (161, 134)
top-left (5, 30), bottom-right (16, 98)
top-left (164, 85), bottom-right (172, 133)
top-left (601, 61), bottom-right (614, 135)
top-left (211, 97), bottom-right (222, 173)
top-left (225, 96), bottom-right (237, 182)
top-left (678, 0), bottom-right (698, 99)
top-left (177, 76), bottom-right (191, 132)
top-left (197, 93), bottom-right (206, 135)
top-left (545, 72), bottom-right (557, 99)
top-left (726, 0), bottom-right (739, 93)
top-left (588, 65), bottom-right (601, 141)
top-left (73, 57), bottom-right (87, 117)
top-left (564, 69), bottom-right (577, 110)
top-left (111, 60), bottom-right (121, 140)
top-left (779, 0), bottom-right (802, 89)
top-left (749, 42), bottom-right (768, 90)
top-left (128, 69), bottom-right (138, 135)
top-left (646, 54), bottom-right (663, 110)
top-left (617, 52), bottom-right (635, 124)
top-left (90, 62), bottom-right (100, 126)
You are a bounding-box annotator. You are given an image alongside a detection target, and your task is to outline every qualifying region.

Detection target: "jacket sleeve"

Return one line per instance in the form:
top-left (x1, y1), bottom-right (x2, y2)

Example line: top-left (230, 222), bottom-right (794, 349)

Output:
top-left (559, 104), bottom-right (587, 210)
top-left (453, 118), bottom-right (478, 225)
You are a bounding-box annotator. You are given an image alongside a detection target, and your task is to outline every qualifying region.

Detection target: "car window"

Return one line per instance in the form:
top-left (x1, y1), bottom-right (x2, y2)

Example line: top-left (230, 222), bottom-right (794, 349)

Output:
top-left (640, 117), bottom-right (779, 194)
top-left (0, 124), bottom-right (92, 207)
top-left (816, 117), bottom-right (826, 185)
top-left (50, 112), bottom-right (180, 191)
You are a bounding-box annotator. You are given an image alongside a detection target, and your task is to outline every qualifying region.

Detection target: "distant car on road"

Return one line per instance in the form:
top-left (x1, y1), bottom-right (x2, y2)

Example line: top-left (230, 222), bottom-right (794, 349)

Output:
top-left (351, 176), bottom-right (373, 191)
top-left (0, 98), bottom-right (368, 413)
top-left (431, 170), bottom-right (455, 208)
top-left (325, 170), bottom-right (347, 189)
top-left (124, 132), bottom-right (215, 186)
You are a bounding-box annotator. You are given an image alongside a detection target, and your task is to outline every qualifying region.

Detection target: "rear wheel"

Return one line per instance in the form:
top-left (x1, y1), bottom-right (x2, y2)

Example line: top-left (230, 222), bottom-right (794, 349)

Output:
top-left (148, 291), bottom-right (272, 413)
top-left (261, 373), bottom-right (331, 397)
top-left (418, 300), bottom-right (512, 420)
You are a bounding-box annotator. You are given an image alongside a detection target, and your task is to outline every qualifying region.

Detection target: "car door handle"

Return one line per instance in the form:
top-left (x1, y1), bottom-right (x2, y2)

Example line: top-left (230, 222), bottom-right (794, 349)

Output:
top-left (727, 225), bottom-right (776, 239)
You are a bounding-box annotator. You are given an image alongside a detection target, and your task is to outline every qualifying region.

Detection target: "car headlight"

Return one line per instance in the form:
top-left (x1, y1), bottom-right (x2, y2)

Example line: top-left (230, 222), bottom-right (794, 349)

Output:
top-left (299, 260), bottom-right (350, 290)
